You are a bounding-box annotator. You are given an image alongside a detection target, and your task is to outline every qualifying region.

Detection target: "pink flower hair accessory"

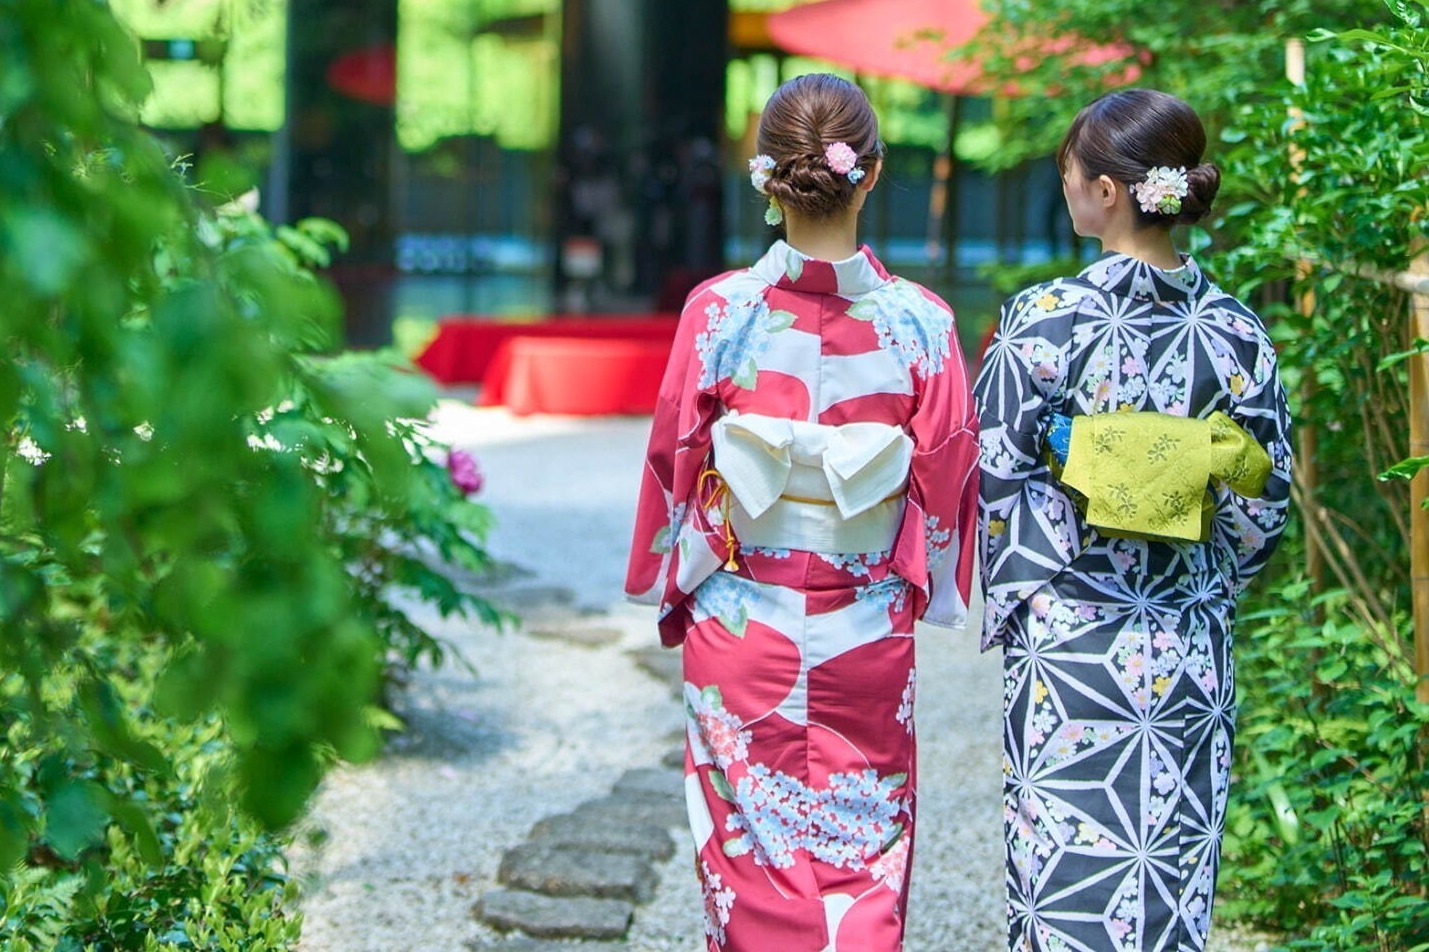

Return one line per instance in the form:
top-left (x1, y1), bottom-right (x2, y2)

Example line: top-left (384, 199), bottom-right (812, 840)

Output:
top-left (1132, 166), bottom-right (1189, 215)
top-left (823, 141), bottom-right (865, 183)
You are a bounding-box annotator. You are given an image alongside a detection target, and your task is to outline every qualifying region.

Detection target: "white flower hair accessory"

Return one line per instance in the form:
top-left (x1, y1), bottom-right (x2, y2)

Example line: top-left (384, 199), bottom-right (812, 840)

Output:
top-left (1132, 166), bottom-right (1189, 215)
top-left (764, 198), bottom-right (783, 226)
top-left (749, 154), bottom-right (776, 195)
top-left (823, 141), bottom-right (865, 183)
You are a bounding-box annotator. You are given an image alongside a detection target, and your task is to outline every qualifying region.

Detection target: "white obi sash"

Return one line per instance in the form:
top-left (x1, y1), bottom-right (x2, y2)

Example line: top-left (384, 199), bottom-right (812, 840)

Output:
top-left (710, 412), bottom-right (912, 554)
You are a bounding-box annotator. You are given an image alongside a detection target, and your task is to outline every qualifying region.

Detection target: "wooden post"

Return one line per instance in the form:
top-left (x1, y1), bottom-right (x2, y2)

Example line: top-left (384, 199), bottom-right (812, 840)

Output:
top-left (1286, 38), bottom-right (1326, 597)
top-left (1410, 242), bottom-right (1429, 704)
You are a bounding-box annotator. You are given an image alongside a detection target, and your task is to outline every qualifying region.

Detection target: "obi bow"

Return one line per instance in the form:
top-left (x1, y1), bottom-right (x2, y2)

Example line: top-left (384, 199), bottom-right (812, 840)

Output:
top-left (1048, 410), bottom-right (1271, 543)
top-left (710, 413), bottom-right (914, 519)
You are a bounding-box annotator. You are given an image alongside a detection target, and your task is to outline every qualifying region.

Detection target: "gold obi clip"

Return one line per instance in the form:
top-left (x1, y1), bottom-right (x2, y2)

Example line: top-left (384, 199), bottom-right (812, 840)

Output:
top-left (1053, 410), bottom-right (1271, 543)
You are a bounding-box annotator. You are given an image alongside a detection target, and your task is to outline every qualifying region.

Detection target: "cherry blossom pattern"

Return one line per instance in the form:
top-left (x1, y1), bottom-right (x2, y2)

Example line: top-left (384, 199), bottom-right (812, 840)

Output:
top-left (699, 860), bottom-right (736, 946)
top-left (895, 668), bottom-right (915, 733)
top-left (688, 685), bottom-right (753, 771)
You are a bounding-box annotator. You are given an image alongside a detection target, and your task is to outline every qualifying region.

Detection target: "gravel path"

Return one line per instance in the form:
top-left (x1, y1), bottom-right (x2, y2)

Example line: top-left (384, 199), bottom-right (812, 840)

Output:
top-left (291, 402), bottom-right (1267, 952)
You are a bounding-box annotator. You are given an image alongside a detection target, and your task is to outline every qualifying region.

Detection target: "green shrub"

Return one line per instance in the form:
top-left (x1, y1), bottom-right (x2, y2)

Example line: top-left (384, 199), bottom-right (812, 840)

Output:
top-left (0, 1), bottom-right (505, 945)
top-left (966, 0), bottom-right (1429, 947)
top-left (1225, 570), bottom-right (1429, 952)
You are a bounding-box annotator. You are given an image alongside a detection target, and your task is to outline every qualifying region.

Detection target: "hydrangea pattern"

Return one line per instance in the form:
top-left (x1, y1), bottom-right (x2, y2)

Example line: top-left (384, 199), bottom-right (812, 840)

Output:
top-left (626, 240), bottom-right (980, 950)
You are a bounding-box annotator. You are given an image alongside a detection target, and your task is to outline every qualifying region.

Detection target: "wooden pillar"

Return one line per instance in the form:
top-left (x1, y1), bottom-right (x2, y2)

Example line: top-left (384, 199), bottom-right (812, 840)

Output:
top-left (1410, 243), bottom-right (1429, 704)
top-left (1286, 37), bottom-right (1326, 596)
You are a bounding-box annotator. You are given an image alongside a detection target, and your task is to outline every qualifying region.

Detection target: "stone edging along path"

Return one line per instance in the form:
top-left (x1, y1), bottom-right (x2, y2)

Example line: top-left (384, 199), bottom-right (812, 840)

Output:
top-left (467, 622), bottom-right (689, 951)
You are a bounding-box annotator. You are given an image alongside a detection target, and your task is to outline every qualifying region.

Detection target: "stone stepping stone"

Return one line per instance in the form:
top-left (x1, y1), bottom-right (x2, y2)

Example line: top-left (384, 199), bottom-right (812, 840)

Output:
top-left (498, 844), bottom-right (658, 903)
top-left (627, 646), bottom-right (682, 693)
top-left (612, 766), bottom-right (683, 800)
top-left (528, 813), bottom-right (675, 861)
top-left (473, 889), bottom-right (633, 941)
top-left (466, 938), bottom-right (609, 951)
top-left (462, 931), bottom-right (608, 949)
top-left (525, 624), bottom-right (623, 648)
top-left (572, 792), bottom-right (688, 829)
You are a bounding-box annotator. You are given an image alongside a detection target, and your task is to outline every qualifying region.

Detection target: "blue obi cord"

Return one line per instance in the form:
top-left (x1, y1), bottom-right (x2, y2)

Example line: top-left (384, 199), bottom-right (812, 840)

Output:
top-left (1045, 412), bottom-right (1073, 468)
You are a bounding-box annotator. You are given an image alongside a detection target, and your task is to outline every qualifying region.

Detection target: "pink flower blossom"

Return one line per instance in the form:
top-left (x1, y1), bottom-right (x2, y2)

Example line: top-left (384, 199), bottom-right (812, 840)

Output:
top-left (447, 449), bottom-right (484, 495)
top-left (1131, 165), bottom-right (1189, 215)
top-left (823, 141), bottom-right (859, 175)
top-left (870, 835), bottom-right (910, 893)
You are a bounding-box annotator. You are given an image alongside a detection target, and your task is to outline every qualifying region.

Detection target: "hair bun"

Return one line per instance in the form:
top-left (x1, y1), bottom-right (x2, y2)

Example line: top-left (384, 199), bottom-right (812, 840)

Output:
top-left (756, 73), bottom-right (881, 222)
top-left (764, 153), bottom-right (850, 219)
top-left (1175, 161), bottom-right (1221, 225)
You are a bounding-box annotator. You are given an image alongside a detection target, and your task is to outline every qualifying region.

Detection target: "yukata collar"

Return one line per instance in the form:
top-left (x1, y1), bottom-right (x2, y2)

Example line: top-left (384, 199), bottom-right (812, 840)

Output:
top-left (1078, 251), bottom-right (1208, 305)
top-left (751, 240), bottom-right (892, 296)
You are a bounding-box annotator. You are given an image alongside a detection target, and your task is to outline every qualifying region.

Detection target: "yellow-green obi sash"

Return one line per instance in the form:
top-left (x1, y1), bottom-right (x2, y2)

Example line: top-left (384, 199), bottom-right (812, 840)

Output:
top-left (1051, 410), bottom-right (1271, 543)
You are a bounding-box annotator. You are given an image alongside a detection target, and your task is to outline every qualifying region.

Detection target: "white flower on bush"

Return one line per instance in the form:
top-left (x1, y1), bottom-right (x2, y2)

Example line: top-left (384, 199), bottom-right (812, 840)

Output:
top-left (16, 436), bottom-right (49, 465)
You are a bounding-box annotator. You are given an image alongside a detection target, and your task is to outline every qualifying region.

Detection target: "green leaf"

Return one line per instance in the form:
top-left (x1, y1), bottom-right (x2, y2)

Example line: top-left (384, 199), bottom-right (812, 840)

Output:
top-left (44, 782), bottom-right (109, 861)
top-left (722, 605), bottom-right (750, 638)
top-left (2, 207), bottom-right (93, 295)
top-left (363, 706), bottom-right (407, 733)
top-left (722, 835), bottom-right (751, 857)
top-left (1378, 455), bottom-right (1429, 481)
top-left (764, 309), bottom-right (797, 333)
top-left (710, 770), bottom-right (737, 803)
top-left (732, 357), bottom-right (759, 390)
top-left (1377, 337), bottom-right (1429, 371)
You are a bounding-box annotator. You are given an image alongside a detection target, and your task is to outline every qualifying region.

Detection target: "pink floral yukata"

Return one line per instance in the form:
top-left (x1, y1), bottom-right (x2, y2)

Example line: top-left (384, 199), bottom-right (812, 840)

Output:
top-left (626, 240), bottom-right (980, 951)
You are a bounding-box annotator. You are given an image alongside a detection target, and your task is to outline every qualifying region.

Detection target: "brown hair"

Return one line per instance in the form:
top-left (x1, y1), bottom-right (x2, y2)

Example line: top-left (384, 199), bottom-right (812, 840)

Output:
top-left (1057, 88), bottom-right (1220, 227)
top-left (756, 73), bottom-right (884, 220)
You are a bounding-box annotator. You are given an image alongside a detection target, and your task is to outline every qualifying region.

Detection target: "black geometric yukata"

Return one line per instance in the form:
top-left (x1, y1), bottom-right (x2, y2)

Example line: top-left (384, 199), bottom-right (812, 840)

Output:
top-left (973, 253), bottom-right (1292, 952)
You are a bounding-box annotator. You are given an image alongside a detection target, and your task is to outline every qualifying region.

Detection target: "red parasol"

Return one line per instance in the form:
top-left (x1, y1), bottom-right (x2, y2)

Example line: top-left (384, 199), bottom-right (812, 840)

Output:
top-left (765, 0), bottom-right (1133, 96)
top-left (765, 0), bottom-right (1135, 272)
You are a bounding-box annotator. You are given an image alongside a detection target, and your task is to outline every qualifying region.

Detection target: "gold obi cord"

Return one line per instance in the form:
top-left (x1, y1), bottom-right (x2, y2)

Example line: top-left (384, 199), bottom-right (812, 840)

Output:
top-left (1055, 410), bottom-right (1272, 543)
top-left (697, 467), bottom-right (740, 571)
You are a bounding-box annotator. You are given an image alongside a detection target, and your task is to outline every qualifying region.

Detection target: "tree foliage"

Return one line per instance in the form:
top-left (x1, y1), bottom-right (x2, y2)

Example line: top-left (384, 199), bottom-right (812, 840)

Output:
top-left (1, 0), bottom-right (503, 944)
top-left (968, 1), bottom-right (1429, 949)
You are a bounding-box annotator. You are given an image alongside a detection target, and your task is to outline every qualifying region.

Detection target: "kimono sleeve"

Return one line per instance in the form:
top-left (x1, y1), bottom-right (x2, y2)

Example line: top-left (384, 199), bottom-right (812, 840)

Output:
top-left (890, 299), bottom-right (980, 629)
top-left (1211, 326), bottom-right (1293, 594)
top-left (624, 300), bottom-right (705, 607)
top-left (971, 283), bottom-right (1075, 647)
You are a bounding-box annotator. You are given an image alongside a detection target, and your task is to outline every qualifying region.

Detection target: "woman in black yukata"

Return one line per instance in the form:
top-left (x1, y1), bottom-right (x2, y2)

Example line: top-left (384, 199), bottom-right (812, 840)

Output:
top-left (973, 89), bottom-right (1293, 952)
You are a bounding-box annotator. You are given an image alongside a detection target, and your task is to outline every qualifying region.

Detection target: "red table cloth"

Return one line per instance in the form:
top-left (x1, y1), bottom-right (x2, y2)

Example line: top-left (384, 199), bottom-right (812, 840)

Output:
top-left (480, 336), bottom-right (673, 416)
top-left (414, 314), bottom-right (678, 385)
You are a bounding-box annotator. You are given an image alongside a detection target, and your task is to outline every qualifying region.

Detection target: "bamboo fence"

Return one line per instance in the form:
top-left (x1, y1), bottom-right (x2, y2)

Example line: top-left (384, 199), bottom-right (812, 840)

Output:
top-left (1286, 39), bottom-right (1429, 704)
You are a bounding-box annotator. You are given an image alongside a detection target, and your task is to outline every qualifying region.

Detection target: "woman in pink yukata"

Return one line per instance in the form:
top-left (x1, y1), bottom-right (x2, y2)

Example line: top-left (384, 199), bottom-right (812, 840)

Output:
top-left (625, 73), bottom-right (981, 951)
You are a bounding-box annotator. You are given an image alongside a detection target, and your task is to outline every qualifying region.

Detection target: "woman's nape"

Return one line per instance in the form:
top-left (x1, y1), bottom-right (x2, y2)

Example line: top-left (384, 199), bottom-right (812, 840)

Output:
top-left (1061, 153), bottom-right (1182, 270)
top-left (781, 159), bottom-right (881, 262)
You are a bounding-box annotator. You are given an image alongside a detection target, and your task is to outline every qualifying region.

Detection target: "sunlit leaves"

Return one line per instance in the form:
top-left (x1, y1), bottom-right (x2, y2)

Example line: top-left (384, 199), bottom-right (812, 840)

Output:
top-left (0, 0), bottom-right (504, 944)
